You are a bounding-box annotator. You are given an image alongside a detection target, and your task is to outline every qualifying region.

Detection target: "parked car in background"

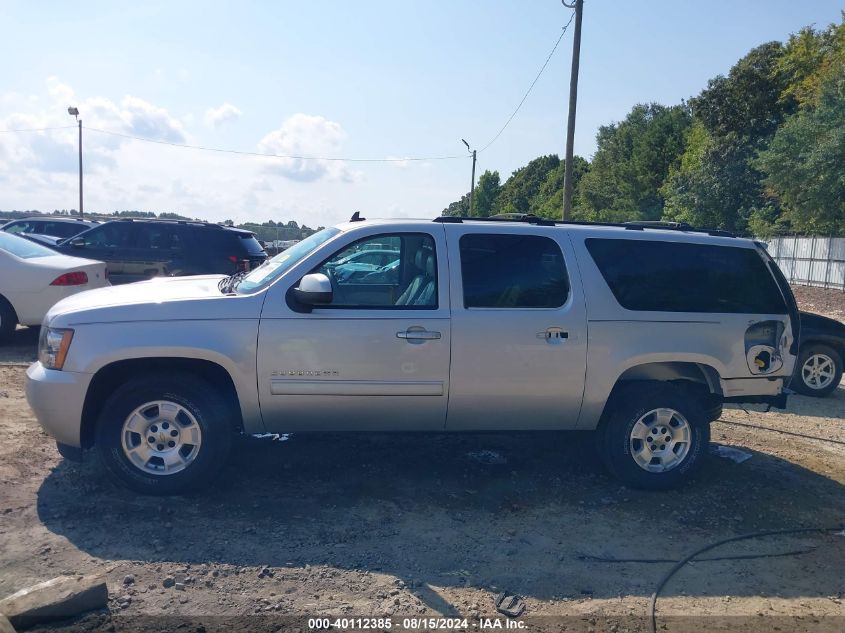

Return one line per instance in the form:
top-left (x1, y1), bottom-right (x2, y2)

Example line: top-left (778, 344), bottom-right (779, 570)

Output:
top-left (792, 311), bottom-right (845, 396)
top-left (52, 219), bottom-right (267, 285)
top-left (2, 216), bottom-right (100, 239)
top-left (0, 232), bottom-right (109, 342)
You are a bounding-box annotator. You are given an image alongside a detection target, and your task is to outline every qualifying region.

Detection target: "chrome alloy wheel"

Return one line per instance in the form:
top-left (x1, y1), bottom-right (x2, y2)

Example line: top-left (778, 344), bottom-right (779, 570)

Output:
top-left (629, 408), bottom-right (691, 473)
top-left (120, 400), bottom-right (202, 475)
top-left (801, 353), bottom-right (836, 391)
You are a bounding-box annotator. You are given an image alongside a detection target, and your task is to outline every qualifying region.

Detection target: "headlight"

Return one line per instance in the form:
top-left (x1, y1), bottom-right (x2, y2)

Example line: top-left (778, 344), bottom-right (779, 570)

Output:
top-left (38, 327), bottom-right (74, 370)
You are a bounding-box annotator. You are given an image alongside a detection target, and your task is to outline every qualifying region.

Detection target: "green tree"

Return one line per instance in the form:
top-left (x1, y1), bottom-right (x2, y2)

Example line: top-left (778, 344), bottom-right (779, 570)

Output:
top-left (493, 155), bottom-right (560, 215)
top-left (576, 103), bottom-right (690, 222)
top-left (531, 156), bottom-right (590, 218)
top-left (662, 42), bottom-right (795, 233)
top-left (754, 70), bottom-right (845, 235)
top-left (471, 170), bottom-right (500, 217)
top-left (442, 192), bottom-right (470, 216)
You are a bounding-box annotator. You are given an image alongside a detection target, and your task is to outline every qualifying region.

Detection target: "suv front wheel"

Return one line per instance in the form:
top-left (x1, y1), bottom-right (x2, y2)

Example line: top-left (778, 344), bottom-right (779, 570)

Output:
top-left (598, 382), bottom-right (709, 490)
top-left (95, 375), bottom-right (233, 495)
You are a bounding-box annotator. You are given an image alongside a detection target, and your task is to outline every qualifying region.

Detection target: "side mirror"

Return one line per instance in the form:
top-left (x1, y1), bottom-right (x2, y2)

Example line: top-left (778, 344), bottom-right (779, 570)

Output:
top-left (292, 273), bottom-right (332, 306)
top-left (68, 237), bottom-right (85, 248)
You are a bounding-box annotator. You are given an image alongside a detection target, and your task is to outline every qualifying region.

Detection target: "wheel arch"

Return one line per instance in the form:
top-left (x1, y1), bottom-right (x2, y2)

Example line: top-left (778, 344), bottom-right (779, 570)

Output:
top-left (80, 357), bottom-right (244, 449)
top-left (0, 292), bottom-right (19, 322)
top-left (596, 361), bottom-right (723, 430)
top-left (800, 336), bottom-right (845, 363)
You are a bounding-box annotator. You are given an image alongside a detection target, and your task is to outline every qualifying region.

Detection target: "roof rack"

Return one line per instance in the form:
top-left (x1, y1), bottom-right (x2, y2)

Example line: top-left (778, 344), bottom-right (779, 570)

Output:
top-left (433, 214), bottom-right (735, 238)
top-left (113, 217), bottom-right (228, 228)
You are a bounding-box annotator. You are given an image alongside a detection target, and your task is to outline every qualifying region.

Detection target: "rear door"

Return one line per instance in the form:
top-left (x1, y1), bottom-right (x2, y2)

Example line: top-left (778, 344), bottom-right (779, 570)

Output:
top-left (256, 226), bottom-right (450, 432)
top-left (122, 223), bottom-right (188, 281)
top-left (445, 226), bottom-right (588, 430)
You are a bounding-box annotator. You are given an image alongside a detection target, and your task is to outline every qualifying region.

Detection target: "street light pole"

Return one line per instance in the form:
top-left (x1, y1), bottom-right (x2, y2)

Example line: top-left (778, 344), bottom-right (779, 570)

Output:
top-left (462, 139), bottom-right (476, 216)
top-left (68, 107), bottom-right (83, 218)
top-left (561, 0), bottom-right (583, 220)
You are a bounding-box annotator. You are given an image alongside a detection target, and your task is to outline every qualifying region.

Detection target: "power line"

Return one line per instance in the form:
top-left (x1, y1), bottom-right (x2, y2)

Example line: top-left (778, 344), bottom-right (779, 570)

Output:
top-left (83, 126), bottom-right (468, 163)
top-left (0, 125), bottom-right (77, 134)
top-left (478, 10), bottom-right (577, 153)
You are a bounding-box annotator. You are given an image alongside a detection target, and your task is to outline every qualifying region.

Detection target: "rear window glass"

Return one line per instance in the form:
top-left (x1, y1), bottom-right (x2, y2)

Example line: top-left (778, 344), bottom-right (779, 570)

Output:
top-left (585, 238), bottom-right (787, 314)
top-left (237, 232), bottom-right (266, 255)
top-left (460, 233), bottom-right (569, 308)
top-left (43, 222), bottom-right (91, 238)
top-left (201, 229), bottom-right (265, 255)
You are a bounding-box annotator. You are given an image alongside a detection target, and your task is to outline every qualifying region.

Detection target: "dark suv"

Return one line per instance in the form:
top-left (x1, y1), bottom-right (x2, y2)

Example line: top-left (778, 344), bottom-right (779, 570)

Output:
top-left (1, 216), bottom-right (100, 239)
top-left (54, 219), bottom-right (266, 285)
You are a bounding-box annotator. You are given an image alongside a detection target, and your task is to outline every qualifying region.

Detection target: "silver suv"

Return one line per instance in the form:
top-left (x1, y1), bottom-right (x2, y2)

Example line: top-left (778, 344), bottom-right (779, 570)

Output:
top-left (25, 215), bottom-right (799, 494)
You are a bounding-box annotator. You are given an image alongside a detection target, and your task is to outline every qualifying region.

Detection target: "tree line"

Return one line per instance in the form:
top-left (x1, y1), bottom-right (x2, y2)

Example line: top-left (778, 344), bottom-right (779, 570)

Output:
top-left (443, 14), bottom-right (845, 237)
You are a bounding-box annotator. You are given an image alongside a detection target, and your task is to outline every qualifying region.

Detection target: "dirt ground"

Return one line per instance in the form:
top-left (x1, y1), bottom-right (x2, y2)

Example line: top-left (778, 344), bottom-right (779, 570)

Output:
top-left (1, 289), bottom-right (844, 632)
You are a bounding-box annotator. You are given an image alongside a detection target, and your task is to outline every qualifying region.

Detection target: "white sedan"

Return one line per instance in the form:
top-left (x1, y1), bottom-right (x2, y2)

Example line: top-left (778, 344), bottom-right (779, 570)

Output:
top-left (0, 232), bottom-right (109, 342)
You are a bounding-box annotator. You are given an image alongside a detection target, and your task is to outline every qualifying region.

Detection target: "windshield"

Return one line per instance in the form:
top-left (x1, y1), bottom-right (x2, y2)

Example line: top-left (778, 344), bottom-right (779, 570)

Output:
top-left (0, 232), bottom-right (57, 259)
top-left (236, 227), bottom-right (341, 293)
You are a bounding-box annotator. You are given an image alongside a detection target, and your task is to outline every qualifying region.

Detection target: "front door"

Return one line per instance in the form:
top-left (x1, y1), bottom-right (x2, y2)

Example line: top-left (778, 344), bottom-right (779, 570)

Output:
top-left (445, 228), bottom-right (588, 430)
top-left (256, 228), bottom-right (451, 432)
top-left (67, 222), bottom-right (136, 283)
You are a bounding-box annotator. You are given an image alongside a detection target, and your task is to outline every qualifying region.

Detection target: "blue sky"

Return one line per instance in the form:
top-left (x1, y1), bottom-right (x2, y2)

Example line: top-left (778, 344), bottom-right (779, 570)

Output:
top-left (0, 0), bottom-right (842, 227)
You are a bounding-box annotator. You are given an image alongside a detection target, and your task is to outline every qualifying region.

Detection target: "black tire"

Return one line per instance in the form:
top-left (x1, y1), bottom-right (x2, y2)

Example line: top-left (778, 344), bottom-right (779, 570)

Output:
top-left (791, 343), bottom-right (843, 397)
top-left (95, 374), bottom-right (233, 495)
top-left (598, 382), bottom-right (710, 490)
top-left (0, 295), bottom-right (18, 343)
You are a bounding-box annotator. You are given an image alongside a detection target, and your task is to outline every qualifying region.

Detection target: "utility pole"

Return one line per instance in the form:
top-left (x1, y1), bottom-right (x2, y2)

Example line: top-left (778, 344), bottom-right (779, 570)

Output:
top-left (561, 0), bottom-right (583, 220)
top-left (462, 139), bottom-right (476, 216)
top-left (68, 107), bottom-right (83, 218)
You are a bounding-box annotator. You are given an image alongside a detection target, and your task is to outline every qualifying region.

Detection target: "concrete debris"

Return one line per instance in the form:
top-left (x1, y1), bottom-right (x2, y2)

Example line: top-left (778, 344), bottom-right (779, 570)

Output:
top-left (0, 575), bottom-right (107, 629)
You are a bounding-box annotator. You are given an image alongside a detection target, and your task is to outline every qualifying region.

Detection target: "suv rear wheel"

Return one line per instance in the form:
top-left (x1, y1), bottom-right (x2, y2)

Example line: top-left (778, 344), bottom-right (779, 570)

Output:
top-left (95, 374), bottom-right (233, 495)
top-left (598, 382), bottom-right (709, 490)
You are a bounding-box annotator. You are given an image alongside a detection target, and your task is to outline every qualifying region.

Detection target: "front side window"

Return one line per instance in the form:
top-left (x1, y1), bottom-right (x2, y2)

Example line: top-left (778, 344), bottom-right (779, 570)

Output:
top-left (80, 223), bottom-right (135, 249)
top-left (585, 238), bottom-right (787, 314)
top-left (311, 233), bottom-right (436, 308)
top-left (459, 233), bottom-right (569, 308)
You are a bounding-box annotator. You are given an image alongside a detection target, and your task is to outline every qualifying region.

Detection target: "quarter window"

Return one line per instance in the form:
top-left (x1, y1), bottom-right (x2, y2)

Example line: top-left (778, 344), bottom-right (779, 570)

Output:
top-left (585, 238), bottom-right (787, 314)
top-left (459, 234), bottom-right (569, 308)
top-left (311, 233), bottom-right (436, 308)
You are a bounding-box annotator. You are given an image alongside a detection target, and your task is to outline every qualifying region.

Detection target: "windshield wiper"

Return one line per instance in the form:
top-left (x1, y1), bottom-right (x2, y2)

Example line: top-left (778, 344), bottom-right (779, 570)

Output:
top-left (218, 271), bottom-right (248, 294)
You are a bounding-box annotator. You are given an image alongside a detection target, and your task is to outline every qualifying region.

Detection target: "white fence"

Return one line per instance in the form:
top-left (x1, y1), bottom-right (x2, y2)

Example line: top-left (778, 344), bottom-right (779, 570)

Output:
top-left (765, 236), bottom-right (845, 291)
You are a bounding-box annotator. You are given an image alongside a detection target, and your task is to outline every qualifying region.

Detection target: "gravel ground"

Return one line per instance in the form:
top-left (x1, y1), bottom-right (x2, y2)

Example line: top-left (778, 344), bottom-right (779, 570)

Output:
top-left (1, 288), bottom-right (844, 632)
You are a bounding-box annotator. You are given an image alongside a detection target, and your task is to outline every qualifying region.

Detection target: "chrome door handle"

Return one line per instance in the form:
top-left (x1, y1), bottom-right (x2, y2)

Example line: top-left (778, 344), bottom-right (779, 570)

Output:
top-left (537, 327), bottom-right (568, 342)
top-left (397, 330), bottom-right (441, 340)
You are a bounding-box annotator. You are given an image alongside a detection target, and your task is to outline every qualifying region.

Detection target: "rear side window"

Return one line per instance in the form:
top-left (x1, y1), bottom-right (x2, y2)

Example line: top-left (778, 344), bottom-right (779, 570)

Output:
top-left (460, 234), bottom-right (569, 308)
top-left (585, 238), bottom-right (787, 314)
top-left (135, 224), bottom-right (186, 250)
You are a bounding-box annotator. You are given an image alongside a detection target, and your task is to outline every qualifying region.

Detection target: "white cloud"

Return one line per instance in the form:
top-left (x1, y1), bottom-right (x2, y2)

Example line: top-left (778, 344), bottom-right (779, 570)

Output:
top-left (119, 96), bottom-right (186, 142)
top-left (204, 102), bottom-right (242, 127)
top-left (46, 76), bottom-right (74, 104)
top-left (0, 78), bottom-right (444, 226)
top-left (258, 113), bottom-right (360, 183)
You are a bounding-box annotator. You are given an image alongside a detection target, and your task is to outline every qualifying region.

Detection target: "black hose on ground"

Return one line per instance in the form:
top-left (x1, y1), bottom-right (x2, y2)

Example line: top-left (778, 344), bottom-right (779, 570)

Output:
top-left (649, 526), bottom-right (844, 633)
top-left (579, 547), bottom-right (815, 564)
